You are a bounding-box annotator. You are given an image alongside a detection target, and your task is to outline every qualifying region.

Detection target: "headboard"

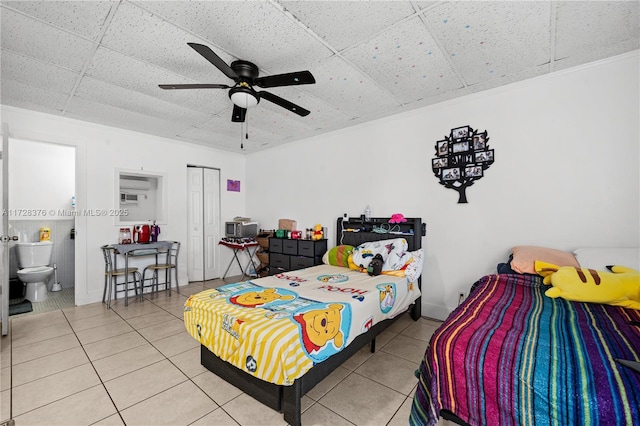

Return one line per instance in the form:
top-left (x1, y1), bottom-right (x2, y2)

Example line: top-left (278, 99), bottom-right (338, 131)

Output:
top-left (336, 216), bottom-right (425, 320)
top-left (336, 216), bottom-right (426, 252)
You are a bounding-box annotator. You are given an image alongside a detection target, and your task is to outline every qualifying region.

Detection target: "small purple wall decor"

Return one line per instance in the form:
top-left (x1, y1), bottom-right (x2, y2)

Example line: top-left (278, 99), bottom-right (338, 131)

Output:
top-left (227, 179), bottom-right (241, 192)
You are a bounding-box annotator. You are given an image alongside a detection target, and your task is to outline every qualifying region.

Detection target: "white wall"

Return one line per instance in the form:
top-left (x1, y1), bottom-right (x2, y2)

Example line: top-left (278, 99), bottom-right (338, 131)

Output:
top-left (246, 51), bottom-right (640, 320)
top-left (9, 139), bottom-right (75, 215)
top-left (2, 106), bottom-right (247, 305)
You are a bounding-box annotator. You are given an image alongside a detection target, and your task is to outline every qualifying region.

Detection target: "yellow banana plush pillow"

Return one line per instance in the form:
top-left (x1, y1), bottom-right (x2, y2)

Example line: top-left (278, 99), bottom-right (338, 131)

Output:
top-left (535, 261), bottom-right (640, 310)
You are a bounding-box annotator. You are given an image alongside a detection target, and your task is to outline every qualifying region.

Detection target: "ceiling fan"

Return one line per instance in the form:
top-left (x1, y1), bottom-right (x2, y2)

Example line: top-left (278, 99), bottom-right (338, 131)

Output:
top-left (159, 43), bottom-right (316, 123)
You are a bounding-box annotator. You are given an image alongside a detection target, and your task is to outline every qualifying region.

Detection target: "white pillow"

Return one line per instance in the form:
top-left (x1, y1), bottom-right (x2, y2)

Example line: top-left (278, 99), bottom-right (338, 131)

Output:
top-left (351, 238), bottom-right (409, 270)
top-left (573, 247), bottom-right (640, 271)
top-left (405, 249), bottom-right (424, 282)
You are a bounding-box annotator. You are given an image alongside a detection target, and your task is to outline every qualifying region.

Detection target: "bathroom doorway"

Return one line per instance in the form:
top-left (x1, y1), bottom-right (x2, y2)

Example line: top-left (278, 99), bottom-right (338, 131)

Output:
top-left (7, 138), bottom-right (76, 315)
top-left (2, 124), bottom-right (10, 336)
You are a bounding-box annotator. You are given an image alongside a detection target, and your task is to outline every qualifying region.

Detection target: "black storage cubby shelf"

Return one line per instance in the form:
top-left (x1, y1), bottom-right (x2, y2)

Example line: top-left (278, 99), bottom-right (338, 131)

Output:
top-left (268, 238), bottom-right (328, 275)
top-left (337, 217), bottom-right (426, 251)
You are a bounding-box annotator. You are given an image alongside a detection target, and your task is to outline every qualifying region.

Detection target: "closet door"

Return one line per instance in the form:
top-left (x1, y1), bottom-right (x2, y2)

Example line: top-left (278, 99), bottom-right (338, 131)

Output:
top-left (187, 168), bottom-right (204, 281)
top-left (203, 168), bottom-right (220, 280)
top-left (187, 167), bottom-right (220, 282)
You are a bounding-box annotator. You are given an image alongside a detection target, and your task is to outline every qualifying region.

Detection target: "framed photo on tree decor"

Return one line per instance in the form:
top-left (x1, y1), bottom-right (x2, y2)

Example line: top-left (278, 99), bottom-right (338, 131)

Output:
top-left (451, 126), bottom-right (470, 140)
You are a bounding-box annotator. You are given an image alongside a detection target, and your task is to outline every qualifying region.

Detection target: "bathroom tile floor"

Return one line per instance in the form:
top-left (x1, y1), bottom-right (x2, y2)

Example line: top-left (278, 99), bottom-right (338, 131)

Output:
top-left (2, 277), bottom-right (450, 425)
top-left (10, 287), bottom-right (75, 318)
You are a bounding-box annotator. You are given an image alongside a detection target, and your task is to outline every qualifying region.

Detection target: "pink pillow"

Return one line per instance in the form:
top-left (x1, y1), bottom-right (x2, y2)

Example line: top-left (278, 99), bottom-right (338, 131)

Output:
top-left (510, 246), bottom-right (579, 274)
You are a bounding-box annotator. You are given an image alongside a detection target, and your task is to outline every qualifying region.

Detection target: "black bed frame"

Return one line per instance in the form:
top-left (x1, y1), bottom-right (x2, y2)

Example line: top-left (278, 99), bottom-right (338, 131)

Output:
top-left (200, 216), bottom-right (426, 425)
top-left (441, 410), bottom-right (472, 426)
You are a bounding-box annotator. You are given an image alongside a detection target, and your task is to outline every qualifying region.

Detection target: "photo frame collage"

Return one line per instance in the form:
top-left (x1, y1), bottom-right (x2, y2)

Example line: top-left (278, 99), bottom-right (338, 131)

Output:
top-left (432, 125), bottom-right (494, 181)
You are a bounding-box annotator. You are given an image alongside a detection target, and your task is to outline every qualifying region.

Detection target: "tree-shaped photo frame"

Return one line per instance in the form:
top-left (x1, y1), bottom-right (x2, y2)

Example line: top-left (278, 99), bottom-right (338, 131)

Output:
top-left (432, 125), bottom-right (494, 203)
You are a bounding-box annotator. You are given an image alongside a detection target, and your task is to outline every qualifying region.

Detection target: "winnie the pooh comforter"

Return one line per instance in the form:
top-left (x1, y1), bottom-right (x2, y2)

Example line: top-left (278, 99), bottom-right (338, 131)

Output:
top-left (184, 264), bottom-right (420, 385)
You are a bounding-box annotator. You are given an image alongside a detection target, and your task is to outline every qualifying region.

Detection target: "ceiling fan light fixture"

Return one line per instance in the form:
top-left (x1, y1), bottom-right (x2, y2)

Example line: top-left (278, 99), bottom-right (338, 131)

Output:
top-left (229, 86), bottom-right (259, 108)
top-left (161, 43), bottom-right (315, 123)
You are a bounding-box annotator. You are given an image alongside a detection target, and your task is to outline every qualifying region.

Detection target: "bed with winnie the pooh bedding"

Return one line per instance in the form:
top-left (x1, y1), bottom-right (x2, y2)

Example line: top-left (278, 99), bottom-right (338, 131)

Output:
top-left (184, 217), bottom-right (425, 426)
top-left (410, 246), bottom-right (640, 426)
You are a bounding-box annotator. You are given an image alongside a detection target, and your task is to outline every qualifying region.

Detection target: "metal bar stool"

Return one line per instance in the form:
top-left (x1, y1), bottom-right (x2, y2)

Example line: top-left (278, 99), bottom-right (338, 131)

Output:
top-left (101, 245), bottom-right (142, 308)
top-left (142, 241), bottom-right (180, 296)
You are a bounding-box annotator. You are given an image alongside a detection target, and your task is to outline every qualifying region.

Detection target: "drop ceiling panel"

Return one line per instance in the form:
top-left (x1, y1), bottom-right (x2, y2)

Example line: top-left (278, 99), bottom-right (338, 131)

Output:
top-left (253, 85), bottom-right (342, 131)
top-left (182, 113), bottom-right (243, 139)
top-left (269, 88), bottom-right (351, 132)
top-left (1, 49), bottom-right (79, 94)
top-left (280, 1), bottom-right (417, 51)
top-left (302, 55), bottom-right (400, 117)
top-left (85, 47), bottom-right (230, 115)
top-left (553, 41), bottom-right (640, 71)
top-left (180, 115), bottom-right (282, 152)
top-left (241, 104), bottom-right (315, 139)
top-left (135, 1), bottom-right (334, 73)
top-left (100, 1), bottom-right (236, 84)
top-left (555, 1), bottom-right (640, 60)
top-left (1, 80), bottom-right (69, 113)
top-left (343, 17), bottom-right (462, 104)
top-left (74, 76), bottom-right (212, 124)
top-left (1, 8), bottom-right (95, 72)
top-left (455, 63), bottom-right (548, 101)
top-left (65, 96), bottom-right (193, 139)
top-left (422, 1), bottom-right (551, 86)
top-left (5, 0), bottom-right (115, 40)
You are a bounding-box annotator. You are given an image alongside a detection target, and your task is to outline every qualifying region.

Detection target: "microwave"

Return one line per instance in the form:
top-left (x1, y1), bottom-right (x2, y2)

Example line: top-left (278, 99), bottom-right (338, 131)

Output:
top-left (225, 221), bottom-right (258, 238)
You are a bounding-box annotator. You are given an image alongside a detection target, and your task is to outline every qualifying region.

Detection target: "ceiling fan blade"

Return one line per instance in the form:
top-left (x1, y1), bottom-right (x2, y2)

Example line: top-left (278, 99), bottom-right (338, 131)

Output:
top-left (255, 71), bottom-right (315, 88)
top-left (259, 91), bottom-right (310, 116)
top-left (232, 105), bottom-right (247, 122)
top-left (159, 83), bottom-right (230, 90)
top-left (187, 42), bottom-right (238, 81)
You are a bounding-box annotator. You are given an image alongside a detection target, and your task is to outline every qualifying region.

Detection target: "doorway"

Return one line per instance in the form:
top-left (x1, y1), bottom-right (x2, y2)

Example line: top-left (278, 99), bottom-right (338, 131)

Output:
top-left (2, 124), bottom-right (9, 336)
top-left (7, 139), bottom-right (76, 315)
top-left (187, 166), bottom-right (221, 282)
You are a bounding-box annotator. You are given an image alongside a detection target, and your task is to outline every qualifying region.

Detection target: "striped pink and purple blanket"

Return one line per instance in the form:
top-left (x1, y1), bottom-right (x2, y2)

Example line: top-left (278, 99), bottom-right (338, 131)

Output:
top-left (411, 273), bottom-right (640, 426)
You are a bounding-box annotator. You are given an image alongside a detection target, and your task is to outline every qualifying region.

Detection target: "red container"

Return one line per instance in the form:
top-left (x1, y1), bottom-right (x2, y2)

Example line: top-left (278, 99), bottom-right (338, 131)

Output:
top-left (133, 224), bottom-right (150, 243)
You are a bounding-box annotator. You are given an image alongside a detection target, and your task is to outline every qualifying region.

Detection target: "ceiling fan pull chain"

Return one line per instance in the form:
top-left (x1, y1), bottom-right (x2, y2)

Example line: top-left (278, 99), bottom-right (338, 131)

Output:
top-left (240, 121), bottom-right (244, 150)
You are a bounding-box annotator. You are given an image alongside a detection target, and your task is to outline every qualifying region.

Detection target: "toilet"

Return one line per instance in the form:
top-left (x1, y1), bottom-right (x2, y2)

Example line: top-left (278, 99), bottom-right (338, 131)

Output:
top-left (16, 241), bottom-right (54, 303)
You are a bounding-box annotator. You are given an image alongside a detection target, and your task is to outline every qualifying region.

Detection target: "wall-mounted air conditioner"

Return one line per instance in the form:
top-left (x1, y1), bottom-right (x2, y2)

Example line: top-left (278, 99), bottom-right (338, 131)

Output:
top-left (120, 192), bottom-right (139, 204)
top-left (120, 179), bottom-right (151, 190)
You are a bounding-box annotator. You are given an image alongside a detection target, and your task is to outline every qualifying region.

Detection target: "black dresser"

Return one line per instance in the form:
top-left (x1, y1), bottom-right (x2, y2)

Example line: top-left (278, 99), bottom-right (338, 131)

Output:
top-left (268, 238), bottom-right (327, 275)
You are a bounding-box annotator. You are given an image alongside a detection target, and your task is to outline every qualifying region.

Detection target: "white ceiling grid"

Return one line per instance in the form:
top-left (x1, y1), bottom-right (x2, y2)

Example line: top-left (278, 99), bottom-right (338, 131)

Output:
top-left (1, 1), bottom-right (638, 153)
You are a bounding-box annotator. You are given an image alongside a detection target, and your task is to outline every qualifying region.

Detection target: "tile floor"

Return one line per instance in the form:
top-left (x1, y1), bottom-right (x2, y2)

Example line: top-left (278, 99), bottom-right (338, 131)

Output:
top-left (1, 278), bottom-right (449, 425)
top-left (10, 287), bottom-right (75, 317)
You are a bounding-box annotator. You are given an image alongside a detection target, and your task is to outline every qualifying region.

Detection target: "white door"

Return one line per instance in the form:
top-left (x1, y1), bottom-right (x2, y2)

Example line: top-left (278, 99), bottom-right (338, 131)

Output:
top-left (187, 167), bottom-right (220, 282)
top-left (203, 168), bottom-right (220, 280)
top-left (1, 124), bottom-right (11, 337)
top-left (0, 124), bottom-right (13, 425)
top-left (187, 167), bottom-right (204, 282)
